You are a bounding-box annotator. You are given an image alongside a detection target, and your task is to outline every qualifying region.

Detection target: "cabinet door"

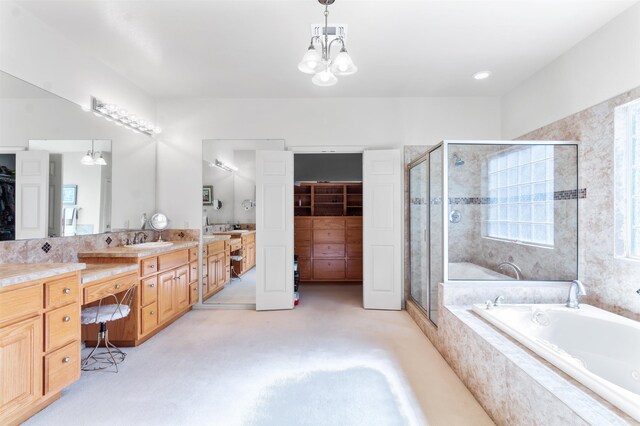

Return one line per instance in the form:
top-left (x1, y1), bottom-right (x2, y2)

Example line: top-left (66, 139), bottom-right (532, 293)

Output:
top-left (157, 271), bottom-right (176, 323)
top-left (175, 266), bottom-right (190, 311)
top-left (217, 253), bottom-right (226, 287)
top-left (207, 256), bottom-right (218, 292)
top-left (0, 316), bottom-right (42, 422)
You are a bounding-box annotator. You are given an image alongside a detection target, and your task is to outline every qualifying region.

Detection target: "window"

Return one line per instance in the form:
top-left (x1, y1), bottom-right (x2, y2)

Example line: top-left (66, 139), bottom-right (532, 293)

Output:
top-left (628, 101), bottom-right (640, 258)
top-left (484, 145), bottom-right (554, 246)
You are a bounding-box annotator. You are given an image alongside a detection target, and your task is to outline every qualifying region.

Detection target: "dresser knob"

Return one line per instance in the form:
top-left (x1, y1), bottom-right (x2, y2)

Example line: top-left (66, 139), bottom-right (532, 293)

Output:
top-left (150, 283), bottom-right (156, 287)
top-left (63, 288), bottom-right (71, 294)
top-left (115, 284), bottom-right (121, 289)
top-left (62, 357), bottom-right (70, 363)
top-left (149, 264), bottom-right (156, 269)
top-left (63, 316), bottom-right (71, 322)
top-left (150, 311), bottom-right (155, 315)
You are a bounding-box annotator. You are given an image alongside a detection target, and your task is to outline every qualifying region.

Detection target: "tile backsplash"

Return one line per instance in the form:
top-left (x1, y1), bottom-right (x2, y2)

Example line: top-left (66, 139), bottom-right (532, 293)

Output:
top-left (0, 229), bottom-right (199, 264)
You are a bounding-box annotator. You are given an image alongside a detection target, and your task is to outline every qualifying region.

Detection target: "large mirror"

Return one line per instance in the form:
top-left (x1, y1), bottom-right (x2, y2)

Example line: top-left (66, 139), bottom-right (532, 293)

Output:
top-left (447, 143), bottom-right (578, 281)
top-left (0, 71), bottom-right (157, 240)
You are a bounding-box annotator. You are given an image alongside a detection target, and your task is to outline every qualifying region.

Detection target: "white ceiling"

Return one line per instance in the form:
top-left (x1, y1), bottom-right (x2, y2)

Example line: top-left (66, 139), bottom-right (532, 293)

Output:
top-left (16, 0), bottom-right (638, 99)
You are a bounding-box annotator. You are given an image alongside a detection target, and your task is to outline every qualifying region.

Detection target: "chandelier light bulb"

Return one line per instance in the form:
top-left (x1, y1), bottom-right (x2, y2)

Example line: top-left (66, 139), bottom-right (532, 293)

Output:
top-left (331, 50), bottom-right (357, 76)
top-left (312, 69), bottom-right (338, 87)
top-left (154, 126), bottom-right (162, 134)
top-left (94, 153), bottom-right (107, 166)
top-left (81, 151), bottom-right (95, 166)
top-left (298, 47), bottom-right (323, 74)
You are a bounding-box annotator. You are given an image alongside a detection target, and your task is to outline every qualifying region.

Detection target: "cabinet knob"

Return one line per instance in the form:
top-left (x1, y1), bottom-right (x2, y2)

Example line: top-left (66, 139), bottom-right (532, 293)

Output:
top-left (63, 288), bottom-right (71, 294)
top-left (63, 316), bottom-right (71, 322)
top-left (149, 264), bottom-right (156, 269)
top-left (115, 284), bottom-right (121, 289)
top-left (150, 283), bottom-right (156, 287)
top-left (150, 311), bottom-right (155, 315)
top-left (62, 357), bottom-right (70, 363)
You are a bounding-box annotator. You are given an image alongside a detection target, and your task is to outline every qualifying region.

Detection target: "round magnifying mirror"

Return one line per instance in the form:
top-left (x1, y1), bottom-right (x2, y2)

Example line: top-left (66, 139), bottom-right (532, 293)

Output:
top-left (212, 199), bottom-right (223, 211)
top-left (150, 213), bottom-right (169, 241)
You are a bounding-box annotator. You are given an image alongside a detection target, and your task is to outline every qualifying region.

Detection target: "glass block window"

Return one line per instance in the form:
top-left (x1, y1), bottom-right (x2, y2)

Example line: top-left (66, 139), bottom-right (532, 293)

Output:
top-left (485, 145), bottom-right (555, 246)
top-left (629, 102), bottom-right (640, 258)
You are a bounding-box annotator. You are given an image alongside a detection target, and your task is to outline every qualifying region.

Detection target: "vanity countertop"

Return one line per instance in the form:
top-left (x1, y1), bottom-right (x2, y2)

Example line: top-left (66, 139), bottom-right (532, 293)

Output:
top-left (0, 263), bottom-right (86, 288)
top-left (81, 263), bottom-right (139, 284)
top-left (78, 241), bottom-right (198, 258)
top-left (212, 230), bottom-right (256, 236)
top-left (203, 235), bottom-right (232, 242)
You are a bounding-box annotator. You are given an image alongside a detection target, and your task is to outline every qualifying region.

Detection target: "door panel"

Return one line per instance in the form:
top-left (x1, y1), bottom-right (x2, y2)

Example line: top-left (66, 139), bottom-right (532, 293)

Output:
top-left (175, 266), bottom-right (190, 310)
top-left (15, 150), bottom-right (49, 239)
top-left (158, 271), bottom-right (176, 322)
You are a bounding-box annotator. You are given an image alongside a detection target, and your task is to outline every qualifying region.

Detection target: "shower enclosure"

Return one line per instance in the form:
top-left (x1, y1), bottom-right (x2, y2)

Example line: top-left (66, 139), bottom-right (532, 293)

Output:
top-left (409, 141), bottom-right (579, 326)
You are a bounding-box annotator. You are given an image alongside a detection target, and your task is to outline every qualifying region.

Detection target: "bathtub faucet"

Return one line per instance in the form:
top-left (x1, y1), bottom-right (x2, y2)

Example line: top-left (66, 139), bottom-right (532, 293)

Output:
top-left (497, 262), bottom-right (522, 280)
top-left (566, 280), bottom-right (586, 309)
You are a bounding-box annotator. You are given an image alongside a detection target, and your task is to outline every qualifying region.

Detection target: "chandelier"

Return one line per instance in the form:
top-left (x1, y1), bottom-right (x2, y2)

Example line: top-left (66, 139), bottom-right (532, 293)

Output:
top-left (298, 0), bottom-right (357, 86)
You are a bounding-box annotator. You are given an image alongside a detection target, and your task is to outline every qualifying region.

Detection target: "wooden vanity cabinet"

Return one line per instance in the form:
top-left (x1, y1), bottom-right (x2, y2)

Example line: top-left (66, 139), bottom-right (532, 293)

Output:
top-left (80, 245), bottom-right (198, 347)
top-left (203, 240), bottom-right (230, 301)
top-left (0, 271), bottom-right (81, 426)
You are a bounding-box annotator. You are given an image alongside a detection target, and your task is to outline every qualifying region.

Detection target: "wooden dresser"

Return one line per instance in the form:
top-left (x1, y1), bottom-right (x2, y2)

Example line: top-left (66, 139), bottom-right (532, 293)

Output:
top-left (79, 244), bottom-right (199, 346)
top-left (202, 239), bottom-right (231, 301)
top-left (0, 268), bottom-right (82, 426)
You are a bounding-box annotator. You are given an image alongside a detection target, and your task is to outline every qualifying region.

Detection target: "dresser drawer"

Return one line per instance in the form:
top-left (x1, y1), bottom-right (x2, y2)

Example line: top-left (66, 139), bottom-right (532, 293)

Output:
top-left (189, 283), bottom-right (198, 305)
top-left (313, 244), bottom-right (345, 259)
top-left (158, 250), bottom-right (189, 271)
top-left (346, 217), bottom-right (362, 228)
top-left (141, 256), bottom-right (158, 276)
top-left (313, 229), bottom-right (345, 244)
top-left (189, 247), bottom-right (199, 262)
top-left (294, 229), bottom-right (312, 245)
top-left (295, 245), bottom-right (311, 259)
top-left (295, 217), bottom-right (312, 229)
top-left (347, 259), bottom-right (363, 280)
top-left (0, 284), bottom-right (41, 324)
top-left (189, 262), bottom-right (199, 283)
top-left (45, 303), bottom-right (79, 352)
top-left (45, 275), bottom-right (79, 309)
top-left (347, 243), bottom-right (363, 258)
top-left (141, 276), bottom-right (158, 306)
top-left (44, 340), bottom-right (80, 394)
top-left (313, 218), bottom-right (345, 229)
top-left (346, 228), bottom-right (362, 244)
top-left (207, 240), bottom-right (226, 254)
top-left (84, 273), bottom-right (138, 305)
top-left (313, 260), bottom-right (346, 280)
top-left (141, 302), bottom-right (158, 335)
top-left (297, 260), bottom-right (311, 280)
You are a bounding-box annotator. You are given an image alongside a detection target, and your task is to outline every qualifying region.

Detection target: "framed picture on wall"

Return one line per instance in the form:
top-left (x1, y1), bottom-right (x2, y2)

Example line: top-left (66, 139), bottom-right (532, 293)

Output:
top-left (62, 185), bottom-right (77, 205)
top-left (203, 185), bottom-right (213, 206)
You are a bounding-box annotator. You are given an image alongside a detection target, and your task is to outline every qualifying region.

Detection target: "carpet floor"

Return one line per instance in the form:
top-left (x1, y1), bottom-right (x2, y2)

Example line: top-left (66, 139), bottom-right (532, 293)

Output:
top-left (25, 285), bottom-right (494, 426)
top-left (205, 266), bottom-right (256, 305)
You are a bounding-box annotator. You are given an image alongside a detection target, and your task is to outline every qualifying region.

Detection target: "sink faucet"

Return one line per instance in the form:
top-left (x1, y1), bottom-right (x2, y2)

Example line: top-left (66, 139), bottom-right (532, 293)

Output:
top-left (133, 232), bottom-right (147, 245)
top-left (497, 262), bottom-right (522, 280)
top-left (566, 280), bottom-right (586, 309)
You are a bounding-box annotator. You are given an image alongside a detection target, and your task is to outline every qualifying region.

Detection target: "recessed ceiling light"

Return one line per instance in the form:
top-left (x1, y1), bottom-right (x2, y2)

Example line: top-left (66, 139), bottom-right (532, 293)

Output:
top-left (473, 71), bottom-right (492, 80)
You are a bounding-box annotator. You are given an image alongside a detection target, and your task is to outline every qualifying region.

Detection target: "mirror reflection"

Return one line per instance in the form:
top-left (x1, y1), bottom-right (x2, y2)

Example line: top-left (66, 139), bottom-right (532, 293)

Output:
top-left (0, 70), bottom-right (157, 241)
top-left (447, 143), bottom-right (578, 281)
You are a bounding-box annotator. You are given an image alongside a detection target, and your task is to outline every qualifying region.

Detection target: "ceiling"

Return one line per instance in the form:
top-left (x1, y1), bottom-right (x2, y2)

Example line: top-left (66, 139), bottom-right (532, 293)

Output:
top-left (15, 0), bottom-right (638, 99)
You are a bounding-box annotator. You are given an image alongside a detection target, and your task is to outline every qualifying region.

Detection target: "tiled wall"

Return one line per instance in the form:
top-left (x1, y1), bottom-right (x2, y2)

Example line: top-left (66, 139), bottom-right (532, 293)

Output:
top-left (0, 229), bottom-right (199, 264)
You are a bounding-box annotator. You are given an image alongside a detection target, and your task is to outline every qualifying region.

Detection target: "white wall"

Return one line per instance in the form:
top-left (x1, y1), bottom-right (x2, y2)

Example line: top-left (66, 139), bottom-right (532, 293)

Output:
top-left (157, 97), bottom-right (502, 228)
top-left (501, 2), bottom-right (640, 139)
top-left (0, 1), bottom-right (155, 118)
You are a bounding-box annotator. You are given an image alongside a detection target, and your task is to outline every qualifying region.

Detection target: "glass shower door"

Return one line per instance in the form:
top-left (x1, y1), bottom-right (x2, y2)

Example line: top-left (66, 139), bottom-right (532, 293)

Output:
top-left (428, 146), bottom-right (444, 325)
top-left (409, 159), bottom-right (428, 312)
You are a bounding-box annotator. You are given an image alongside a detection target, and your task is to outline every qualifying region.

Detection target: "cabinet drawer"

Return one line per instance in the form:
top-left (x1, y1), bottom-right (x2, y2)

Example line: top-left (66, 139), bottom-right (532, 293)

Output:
top-left (313, 229), bottom-right (345, 244)
top-left (207, 240), bottom-right (225, 254)
top-left (141, 302), bottom-right (158, 335)
top-left (158, 250), bottom-right (189, 271)
top-left (189, 262), bottom-right (199, 283)
top-left (84, 273), bottom-right (138, 305)
top-left (141, 257), bottom-right (158, 276)
top-left (189, 247), bottom-right (199, 262)
top-left (45, 303), bottom-right (79, 352)
top-left (294, 229), bottom-right (311, 245)
top-left (313, 260), bottom-right (345, 280)
top-left (45, 275), bottom-right (79, 309)
top-left (313, 218), bottom-right (345, 229)
top-left (297, 260), bottom-right (311, 280)
top-left (346, 217), bottom-right (362, 228)
top-left (347, 259), bottom-right (363, 280)
top-left (189, 283), bottom-right (198, 305)
top-left (141, 276), bottom-right (157, 307)
top-left (44, 340), bottom-right (80, 394)
top-left (0, 284), bottom-right (41, 324)
top-left (295, 217), bottom-right (312, 229)
top-left (346, 228), bottom-right (362, 244)
top-left (347, 243), bottom-right (363, 258)
top-left (295, 245), bottom-right (311, 259)
top-left (313, 244), bottom-right (345, 258)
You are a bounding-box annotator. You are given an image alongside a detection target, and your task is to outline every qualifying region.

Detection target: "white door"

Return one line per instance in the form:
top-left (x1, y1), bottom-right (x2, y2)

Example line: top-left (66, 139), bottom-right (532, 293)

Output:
top-left (48, 153), bottom-right (62, 237)
top-left (363, 149), bottom-right (402, 310)
top-left (15, 150), bottom-right (49, 239)
top-left (255, 150), bottom-right (294, 311)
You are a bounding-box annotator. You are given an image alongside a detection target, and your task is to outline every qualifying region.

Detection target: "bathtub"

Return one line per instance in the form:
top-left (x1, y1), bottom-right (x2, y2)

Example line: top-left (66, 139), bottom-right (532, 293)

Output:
top-left (448, 262), bottom-right (514, 280)
top-left (472, 303), bottom-right (640, 422)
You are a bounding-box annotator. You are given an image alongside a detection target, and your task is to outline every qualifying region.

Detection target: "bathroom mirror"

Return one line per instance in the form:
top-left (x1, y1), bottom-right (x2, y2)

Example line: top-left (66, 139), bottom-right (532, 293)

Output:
top-left (0, 70), bottom-right (157, 241)
top-left (446, 142), bottom-right (578, 281)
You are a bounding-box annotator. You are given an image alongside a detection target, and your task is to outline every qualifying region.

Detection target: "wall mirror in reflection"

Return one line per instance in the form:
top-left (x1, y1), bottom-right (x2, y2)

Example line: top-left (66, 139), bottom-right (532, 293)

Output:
top-left (447, 143), bottom-right (578, 281)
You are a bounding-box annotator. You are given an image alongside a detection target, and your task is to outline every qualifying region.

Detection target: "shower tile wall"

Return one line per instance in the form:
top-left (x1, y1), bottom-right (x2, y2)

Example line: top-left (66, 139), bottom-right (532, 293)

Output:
top-left (518, 86), bottom-right (640, 320)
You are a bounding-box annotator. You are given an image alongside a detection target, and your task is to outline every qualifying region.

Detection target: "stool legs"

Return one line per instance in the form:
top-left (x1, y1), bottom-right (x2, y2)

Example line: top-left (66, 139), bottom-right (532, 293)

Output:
top-left (81, 322), bottom-right (126, 373)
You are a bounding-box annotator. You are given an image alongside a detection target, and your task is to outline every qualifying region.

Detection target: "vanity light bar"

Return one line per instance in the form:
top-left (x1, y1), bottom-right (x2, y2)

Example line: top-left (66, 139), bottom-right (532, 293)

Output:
top-left (91, 97), bottom-right (161, 136)
top-left (210, 158), bottom-right (238, 172)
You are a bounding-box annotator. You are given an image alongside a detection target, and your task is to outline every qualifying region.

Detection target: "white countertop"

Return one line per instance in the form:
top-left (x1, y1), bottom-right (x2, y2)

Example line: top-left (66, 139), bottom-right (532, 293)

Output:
top-left (78, 241), bottom-right (198, 258)
top-left (0, 263), bottom-right (86, 288)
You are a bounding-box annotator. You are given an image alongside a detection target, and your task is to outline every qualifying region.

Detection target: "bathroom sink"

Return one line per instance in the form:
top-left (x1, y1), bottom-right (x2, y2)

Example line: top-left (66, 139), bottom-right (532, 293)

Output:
top-left (124, 241), bottom-right (174, 249)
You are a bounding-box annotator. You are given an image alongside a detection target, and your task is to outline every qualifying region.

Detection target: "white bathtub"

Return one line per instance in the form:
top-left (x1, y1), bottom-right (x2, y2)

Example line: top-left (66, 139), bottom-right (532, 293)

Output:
top-left (472, 303), bottom-right (640, 422)
top-left (448, 262), bottom-right (514, 280)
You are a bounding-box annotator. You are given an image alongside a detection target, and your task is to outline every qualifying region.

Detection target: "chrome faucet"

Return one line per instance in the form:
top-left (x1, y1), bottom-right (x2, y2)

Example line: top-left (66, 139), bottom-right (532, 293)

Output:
top-left (133, 232), bottom-right (147, 245)
top-left (494, 295), bottom-right (505, 306)
top-left (566, 280), bottom-right (586, 309)
top-left (497, 262), bottom-right (522, 280)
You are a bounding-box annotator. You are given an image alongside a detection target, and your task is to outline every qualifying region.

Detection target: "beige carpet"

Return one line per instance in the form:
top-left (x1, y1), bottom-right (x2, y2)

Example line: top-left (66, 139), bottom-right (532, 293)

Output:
top-left (205, 266), bottom-right (256, 305)
top-left (25, 285), bottom-right (493, 426)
